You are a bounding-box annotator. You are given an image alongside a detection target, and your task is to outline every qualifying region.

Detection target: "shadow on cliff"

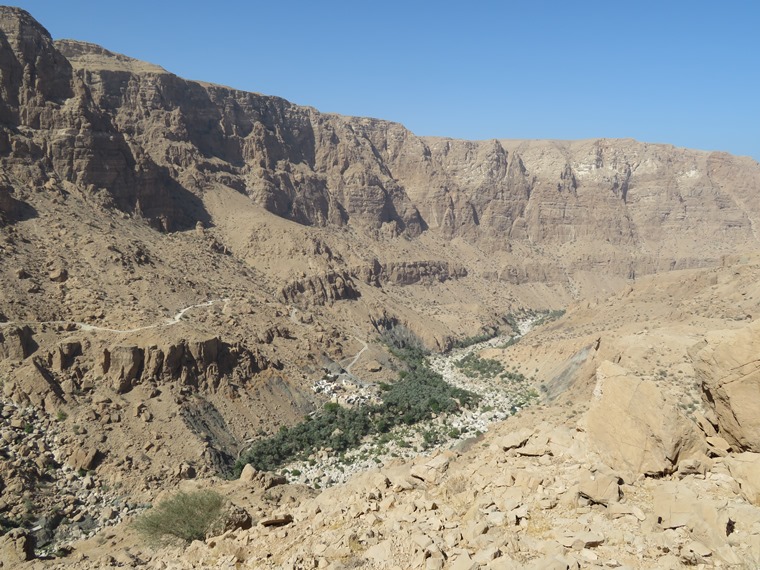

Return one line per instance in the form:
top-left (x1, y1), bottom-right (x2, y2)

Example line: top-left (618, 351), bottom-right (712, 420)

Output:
top-left (143, 169), bottom-right (212, 233)
top-left (0, 186), bottom-right (37, 226)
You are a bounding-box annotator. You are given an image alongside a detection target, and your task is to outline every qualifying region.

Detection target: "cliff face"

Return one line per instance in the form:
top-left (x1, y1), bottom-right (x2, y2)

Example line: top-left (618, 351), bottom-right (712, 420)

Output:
top-left (1, 6), bottom-right (758, 284)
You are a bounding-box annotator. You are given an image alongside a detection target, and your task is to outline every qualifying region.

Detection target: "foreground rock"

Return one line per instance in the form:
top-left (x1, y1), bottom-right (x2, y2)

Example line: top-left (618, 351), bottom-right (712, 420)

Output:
top-left (580, 361), bottom-right (704, 476)
top-left (692, 320), bottom-right (760, 452)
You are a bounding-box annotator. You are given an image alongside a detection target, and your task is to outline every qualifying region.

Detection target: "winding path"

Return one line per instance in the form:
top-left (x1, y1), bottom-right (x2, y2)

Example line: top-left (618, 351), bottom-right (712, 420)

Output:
top-left (344, 337), bottom-right (368, 375)
top-left (0, 298), bottom-right (230, 334)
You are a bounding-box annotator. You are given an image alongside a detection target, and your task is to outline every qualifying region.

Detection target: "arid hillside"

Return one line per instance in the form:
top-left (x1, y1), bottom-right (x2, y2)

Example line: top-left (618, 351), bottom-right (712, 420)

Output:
top-left (1, 6), bottom-right (760, 569)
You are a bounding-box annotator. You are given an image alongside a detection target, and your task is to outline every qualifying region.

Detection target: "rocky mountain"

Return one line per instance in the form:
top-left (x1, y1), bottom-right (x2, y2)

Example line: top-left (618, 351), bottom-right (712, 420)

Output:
top-left (1, 6), bottom-right (760, 569)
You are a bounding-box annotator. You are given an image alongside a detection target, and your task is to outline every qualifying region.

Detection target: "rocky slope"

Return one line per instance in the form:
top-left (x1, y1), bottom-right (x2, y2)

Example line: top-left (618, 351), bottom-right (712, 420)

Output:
top-left (7, 256), bottom-right (755, 569)
top-left (2, 6), bottom-right (760, 568)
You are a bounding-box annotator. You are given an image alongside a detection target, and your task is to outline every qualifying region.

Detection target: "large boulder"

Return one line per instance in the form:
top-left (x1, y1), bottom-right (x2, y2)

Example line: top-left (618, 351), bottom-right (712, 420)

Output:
top-left (580, 361), bottom-right (703, 476)
top-left (0, 528), bottom-right (34, 564)
top-left (103, 345), bottom-right (144, 393)
top-left (691, 320), bottom-right (760, 451)
top-left (725, 453), bottom-right (760, 506)
top-left (0, 325), bottom-right (36, 360)
top-left (2, 358), bottom-right (64, 411)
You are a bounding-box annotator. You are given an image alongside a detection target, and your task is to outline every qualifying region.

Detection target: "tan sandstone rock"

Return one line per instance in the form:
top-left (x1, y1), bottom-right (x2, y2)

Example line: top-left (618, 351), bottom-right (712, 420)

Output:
top-left (691, 320), bottom-right (760, 451)
top-left (580, 361), bottom-right (703, 476)
top-left (725, 452), bottom-right (760, 506)
top-left (0, 528), bottom-right (34, 564)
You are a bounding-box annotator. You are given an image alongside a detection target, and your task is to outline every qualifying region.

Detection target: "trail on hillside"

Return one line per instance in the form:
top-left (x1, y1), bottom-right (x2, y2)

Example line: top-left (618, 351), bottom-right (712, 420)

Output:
top-left (0, 298), bottom-right (230, 334)
top-left (344, 337), bottom-right (368, 375)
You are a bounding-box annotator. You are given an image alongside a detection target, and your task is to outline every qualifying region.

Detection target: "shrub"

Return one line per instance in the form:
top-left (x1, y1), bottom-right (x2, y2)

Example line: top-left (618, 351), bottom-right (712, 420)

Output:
top-left (454, 353), bottom-right (504, 378)
top-left (378, 323), bottom-right (429, 363)
top-left (133, 490), bottom-right (225, 544)
top-left (450, 328), bottom-right (500, 350)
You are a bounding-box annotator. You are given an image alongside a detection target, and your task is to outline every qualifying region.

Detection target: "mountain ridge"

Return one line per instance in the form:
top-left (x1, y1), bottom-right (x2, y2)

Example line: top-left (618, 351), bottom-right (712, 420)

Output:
top-left (3, 7), bottom-right (760, 569)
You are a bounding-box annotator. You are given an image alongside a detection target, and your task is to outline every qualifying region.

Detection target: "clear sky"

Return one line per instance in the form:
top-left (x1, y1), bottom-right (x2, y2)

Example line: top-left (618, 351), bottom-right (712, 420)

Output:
top-left (8, 1), bottom-right (760, 160)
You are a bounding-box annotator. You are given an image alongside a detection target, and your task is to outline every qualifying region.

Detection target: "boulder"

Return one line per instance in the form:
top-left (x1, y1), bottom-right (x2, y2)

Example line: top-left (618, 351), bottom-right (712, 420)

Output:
top-left (580, 361), bottom-right (703, 476)
top-left (206, 504), bottom-right (252, 538)
top-left (48, 266), bottom-right (68, 282)
top-left (0, 528), bottom-right (34, 564)
top-left (653, 482), bottom-right (733, 553)
top-left (410, 451), bottom-right (454, 484)
top-left (0, 325), bottom-right (36, 360)
top-left (3, 359), bottom-right (64, 411)
top-left (238, 464), bottom-right (286, 490)
top-left (50, 341), bottom-right (82, 371)
top-left (578, 469), bottom-right (621, 505)
top-left (259, 514), bottom-right (293, 527)
top-left (104, 345), bottom-right (144, 393)
top-left (725, 452), bottom-right (760, 506)
top-left (691, 321), bottom-right (760, 451)
top-left (494, 428), bottom-right (533, 451)
top-left (68, 447), bottom-right (100, 471)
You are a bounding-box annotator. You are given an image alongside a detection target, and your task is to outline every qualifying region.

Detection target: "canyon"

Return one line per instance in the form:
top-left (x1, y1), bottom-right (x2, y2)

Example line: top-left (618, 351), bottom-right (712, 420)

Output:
top-left (1, 6), bottom-right (760, 569)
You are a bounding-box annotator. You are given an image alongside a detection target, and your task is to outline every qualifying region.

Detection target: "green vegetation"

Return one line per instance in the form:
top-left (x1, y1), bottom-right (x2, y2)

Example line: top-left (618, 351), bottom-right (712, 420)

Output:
top-left (504, 308), bottom-right (566, 332)
top-left (133, 490), bottom-right (225, 544)
top-left (378, 323), bottom-right (427, 363)
top-left (497, 335), bottom-right (521, 349)
top-left (450, 328), bottom-right (500, 350)
top-left (500, 369), bottom-right (528, 383)
top-left (509, 388), bottom-right (541, 414)
top-left (454, 353), bottom-right (504, 379)
top-left (234, 326), bottom-right (479, 475)
top-left (533, 309), bottom-right (566, 326)
top-left (504, 312), bottom-right (521, 333)
top-left (235, 363), bottom-right (477, 474)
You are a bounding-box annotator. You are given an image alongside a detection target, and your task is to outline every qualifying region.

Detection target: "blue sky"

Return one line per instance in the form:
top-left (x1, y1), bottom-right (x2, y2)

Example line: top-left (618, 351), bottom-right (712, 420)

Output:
top-left (9, 1), bottom-right (760, 160)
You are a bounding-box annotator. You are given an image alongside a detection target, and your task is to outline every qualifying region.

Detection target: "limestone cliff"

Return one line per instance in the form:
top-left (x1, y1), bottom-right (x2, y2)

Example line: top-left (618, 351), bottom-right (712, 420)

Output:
top-left (1, 5), bottom-right (757, 287)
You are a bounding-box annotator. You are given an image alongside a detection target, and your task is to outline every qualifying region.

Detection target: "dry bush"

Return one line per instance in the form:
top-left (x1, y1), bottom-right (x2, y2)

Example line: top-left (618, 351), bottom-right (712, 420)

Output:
top-left (133, 490), bottom-right (225, 544)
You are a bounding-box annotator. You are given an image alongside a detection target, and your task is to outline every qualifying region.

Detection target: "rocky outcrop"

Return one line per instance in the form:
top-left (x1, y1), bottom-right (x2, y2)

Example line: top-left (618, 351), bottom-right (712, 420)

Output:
top-left (725, 453), bottom-right (760, 506)
top-left (0, 528), bottom-right (34, 564)
top-left (580, 361), bottom-right (704, 476)
top-left (354, 260), bottom-right (467, 286)
top-left (0, 181), bottom-right (31, 223)
top-left (0, 7), bottom-right (205, 231)
top-left (280, 270), bottom-right (359, 306)
top-left (2, 358), bottom-right (64, 411)
top-left (691, 320), bottom-right (760, 452)
top-left (141, 416), bottom-right (760, 570)
top-left (0, 325), bottom-right (36, 360)
top-left (100, 336), bottom-right (273, 393)
top-left (1, 6), bottom-right (758, 290)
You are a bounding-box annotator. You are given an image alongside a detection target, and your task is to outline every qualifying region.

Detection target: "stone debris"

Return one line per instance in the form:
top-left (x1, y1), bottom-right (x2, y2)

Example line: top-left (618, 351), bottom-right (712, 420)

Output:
top-left (259, 514), bottom-right (293, 527)
top-left (578, 469), bottom-right (621, 506)
top-left (81, 411), bottom-right (758, 570)
top-left (0, 7), bottom-right (759, 568)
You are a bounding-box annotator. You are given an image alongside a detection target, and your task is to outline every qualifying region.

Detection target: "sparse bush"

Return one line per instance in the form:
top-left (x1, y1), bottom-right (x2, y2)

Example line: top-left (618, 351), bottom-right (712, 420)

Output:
top-left (133, 490), bottom-right (225, 544)
top-left (451, 328), bottom-right (500, 350)
top-left (500, 369), bottom-right (528, 383)
top-left (497, 336), bottom-right (521, 349)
